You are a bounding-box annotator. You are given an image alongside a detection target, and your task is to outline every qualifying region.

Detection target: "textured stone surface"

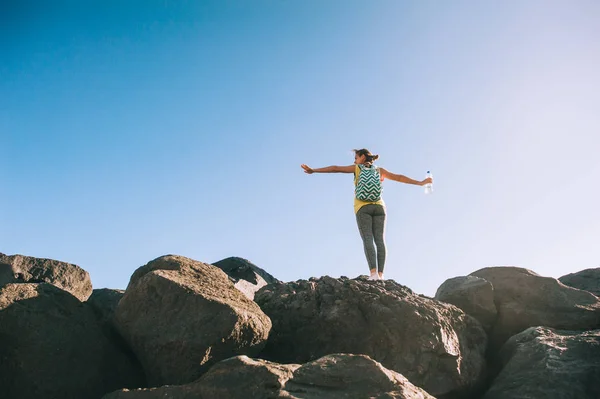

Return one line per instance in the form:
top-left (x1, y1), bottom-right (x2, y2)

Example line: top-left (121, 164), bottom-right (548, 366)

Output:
top-left (103, 353), bottom-right (436, 399)
top-left (435, 275), bottom-right (497, 331)
top-left (255, 276), bottom-right (486, 397)
top-left (87, 288), bottom-right (125, 325)
top-left (212, 256), bottom-right (280, 300)
top-left (470, 267), bottom-right (600, 350)
top-left (483, 327), bottom-right (600, 399)
top-left (0, 252), bottom-right (92, 301)
top-left (0, 261), bottom-right (18, 286)
top-left (559, 267), bottom-right (600, 297)
top-left (0, 283), bottom-right (145, 399)
top-left (115, 255), bottom-right (272, 386)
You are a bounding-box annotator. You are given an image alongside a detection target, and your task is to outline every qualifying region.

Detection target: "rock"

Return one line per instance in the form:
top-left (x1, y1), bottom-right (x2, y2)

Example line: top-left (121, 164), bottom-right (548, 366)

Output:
top-left (470, 267), bottom-right (600, 350)
top-left (87, 288), bottom-right (125, 325)
top-left (114, 255), bottom-right (272, 387)
top-left (86, 288), bottom-right (146, 384)
top-left (212, 256), bottom-right (280, 300)
top-left (190, 355), bottom-right (296, 399)
top-left (127, 254), bottom-right (188, 287)
top-left (285, 353), bottom-right (437, 399)
top-left (0, 252), bottom-right (92, 301)
top-left (0, 261), bottom-right (19, 286)
top-left (254, 276), bottom-right (487, 397)
top-left (0, 283), bottom-right (146, 399)
top-left (435, 275), bottom-right (497, 331)
top-left (103, 353), bottom-right (436, 399)
top-left (483, 327), bottom-right (600, 399)
top-left (559, 268), bottom-right (600, 297)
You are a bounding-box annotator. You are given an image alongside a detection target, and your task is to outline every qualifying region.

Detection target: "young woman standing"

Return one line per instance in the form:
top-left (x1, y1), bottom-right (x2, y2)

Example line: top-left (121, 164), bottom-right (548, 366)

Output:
top-left (301, 149), bottom-right (432, 281)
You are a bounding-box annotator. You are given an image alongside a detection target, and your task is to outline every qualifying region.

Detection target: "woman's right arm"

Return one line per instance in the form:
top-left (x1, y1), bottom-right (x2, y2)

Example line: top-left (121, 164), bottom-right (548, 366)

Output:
top-left (301, 164), bottom-right (355, 174)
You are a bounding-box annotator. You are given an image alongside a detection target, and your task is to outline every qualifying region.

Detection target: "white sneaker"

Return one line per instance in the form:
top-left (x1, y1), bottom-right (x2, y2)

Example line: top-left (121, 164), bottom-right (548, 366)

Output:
top-left (379, 274), bottom-right (384, 281)
top-left (368, 274), bottom-right (380, 281)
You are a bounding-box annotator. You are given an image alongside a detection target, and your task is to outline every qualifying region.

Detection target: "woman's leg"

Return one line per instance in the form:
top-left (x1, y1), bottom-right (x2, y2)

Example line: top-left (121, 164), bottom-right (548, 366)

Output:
top-left (372, 206), bottom-right (387, 276)
top-left (356, 206), bottom-right (377, 274)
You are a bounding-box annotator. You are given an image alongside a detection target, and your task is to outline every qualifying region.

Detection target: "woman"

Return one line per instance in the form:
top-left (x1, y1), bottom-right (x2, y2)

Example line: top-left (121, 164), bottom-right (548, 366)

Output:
top-left (301, 149), bottom-right (432, 281)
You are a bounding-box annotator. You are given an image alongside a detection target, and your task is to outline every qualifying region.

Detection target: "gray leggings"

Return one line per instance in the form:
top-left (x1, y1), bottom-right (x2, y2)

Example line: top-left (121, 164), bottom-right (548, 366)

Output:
top-left (355, 204), bottom-right (387, 273)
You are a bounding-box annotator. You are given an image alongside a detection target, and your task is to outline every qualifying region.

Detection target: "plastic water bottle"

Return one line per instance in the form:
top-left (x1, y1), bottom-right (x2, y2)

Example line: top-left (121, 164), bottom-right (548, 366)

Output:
top-left (424, 171), bottom-right (433, 194)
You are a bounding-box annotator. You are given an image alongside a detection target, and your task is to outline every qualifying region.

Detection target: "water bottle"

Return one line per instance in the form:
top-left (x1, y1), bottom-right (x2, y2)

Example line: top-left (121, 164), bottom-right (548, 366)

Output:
top-left (424, 171), bottom-right (433, 194)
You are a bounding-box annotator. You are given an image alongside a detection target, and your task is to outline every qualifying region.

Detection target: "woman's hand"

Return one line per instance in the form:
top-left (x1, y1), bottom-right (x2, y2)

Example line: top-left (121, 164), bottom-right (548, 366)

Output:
top-left (301, 164), bottom-right (314, 174)
top-left (420, 177), bottom-right (433, 186)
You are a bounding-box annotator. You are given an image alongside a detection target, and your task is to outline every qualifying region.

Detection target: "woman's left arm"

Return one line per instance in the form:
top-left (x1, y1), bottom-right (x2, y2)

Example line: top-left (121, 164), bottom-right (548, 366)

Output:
top-left (379, 168), bottom-right (429, 186)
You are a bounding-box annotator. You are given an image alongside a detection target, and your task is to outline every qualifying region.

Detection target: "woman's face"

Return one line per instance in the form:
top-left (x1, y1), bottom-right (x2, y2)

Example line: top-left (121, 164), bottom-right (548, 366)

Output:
top-left (354, 153), bottom-right (366, 165)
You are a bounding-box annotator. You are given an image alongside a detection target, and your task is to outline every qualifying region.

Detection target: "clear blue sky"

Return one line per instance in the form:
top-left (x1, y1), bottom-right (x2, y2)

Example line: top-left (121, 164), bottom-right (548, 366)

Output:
top-left (2, 1), bottom-right (599, 296)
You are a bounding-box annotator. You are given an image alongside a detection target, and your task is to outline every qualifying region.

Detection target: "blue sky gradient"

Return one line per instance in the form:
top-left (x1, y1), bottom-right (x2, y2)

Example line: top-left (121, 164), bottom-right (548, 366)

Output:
top-left (2, 1), bottom-right (599, 296)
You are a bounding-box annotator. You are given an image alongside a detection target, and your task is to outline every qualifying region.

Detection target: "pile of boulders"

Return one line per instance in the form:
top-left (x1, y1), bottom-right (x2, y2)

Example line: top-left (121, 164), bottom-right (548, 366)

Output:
top-left (1, 251), bottom-right (598, 399)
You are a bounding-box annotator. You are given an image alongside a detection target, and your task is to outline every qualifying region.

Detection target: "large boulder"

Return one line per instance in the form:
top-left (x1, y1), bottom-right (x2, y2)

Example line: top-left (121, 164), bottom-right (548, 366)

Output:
top-left (284, 353), bottom-right (436, 399)
top-left (0, 283), bottom-right (146, 399)
top-left (103, 353), bottom-right (436, 399)
top-left (0, 252), bottom-right (92, 301)
top-left (483, 327), bottom-right (600, 399)
top-left (435, 275), bottom-right (497, 331)
top-left (114, 255), bottom-right (272, 387)
top-left (255, 276), bottom-right (487, 397)
top-left (559, 268), bottom-right (600, 297)
top-left (470, 267), bottom-right (600, 350)
top-left (212, 256), bottom-right (280, 300)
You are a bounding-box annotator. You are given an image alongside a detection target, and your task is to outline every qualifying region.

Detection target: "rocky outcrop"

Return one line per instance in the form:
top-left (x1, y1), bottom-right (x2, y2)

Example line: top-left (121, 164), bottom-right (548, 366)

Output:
top-left (483, 327), bottom-right (600, 399)
top-left (0, 283), bottom-right (146, 399)
top-left (212, 256), bottom-right (280, 300)
top-left (5, 249), bottom-right (600, 399)
top-left (470, 267), bottom-right (600, 350)
top-left (255, 276), bottom-right (487, 397)
top-left (103, 353), bottom-right (436, 399)
top-left (559, 267), bottom-right (600, 297)
top-left (114, 255), bottom-right (272, 387)
top-left (0, 252), bottom-right (92, 301)
top-left (435, 275), bottom-right (497, 331)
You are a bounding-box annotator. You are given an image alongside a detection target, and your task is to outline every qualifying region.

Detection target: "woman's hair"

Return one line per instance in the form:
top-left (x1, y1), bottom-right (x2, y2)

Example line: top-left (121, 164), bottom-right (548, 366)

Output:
top-left (353, 148), bottom-right (379, 166)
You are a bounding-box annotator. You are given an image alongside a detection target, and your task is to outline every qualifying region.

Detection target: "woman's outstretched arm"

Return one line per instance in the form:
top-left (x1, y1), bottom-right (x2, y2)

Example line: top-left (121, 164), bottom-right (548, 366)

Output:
top-left (379, 168), bottom-right (431, 186)
top-left (301, 164), bottom-right (355, 174)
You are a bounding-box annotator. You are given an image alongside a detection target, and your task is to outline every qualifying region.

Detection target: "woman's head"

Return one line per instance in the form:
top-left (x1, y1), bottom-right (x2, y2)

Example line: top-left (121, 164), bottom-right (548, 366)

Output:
top-left (353, 148), bottom-right (379, 165)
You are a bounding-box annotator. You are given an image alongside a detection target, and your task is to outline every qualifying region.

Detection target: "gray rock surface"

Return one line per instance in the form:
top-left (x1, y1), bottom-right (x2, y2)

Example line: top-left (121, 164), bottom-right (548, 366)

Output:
top-left (0, 261), bottom-right (19, 286)
top-left (483, 327), bottom-right (600, 399)
top-left (435, 275), bottom-right (497, 331)
top-left (0, 283), bottom-right (146, 399)
top-left (103, 353), bottom-right (436, 399)
top-left (114, 255), bottom-right (272, 387)
top-left (0, 252), bottom-right (92, 301)
top-left (559, 267), bottom-right (600, 297)
top-left (86, 288), bottom-right (145, 381)
top-left (87, 288), bottom-right (125, 325)
top-left (255, 276), bottom-right (486, 397)
top-left (212, 256), bottom-right (280, 300)
top-left (470, 267), bottom-right (600, 350)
